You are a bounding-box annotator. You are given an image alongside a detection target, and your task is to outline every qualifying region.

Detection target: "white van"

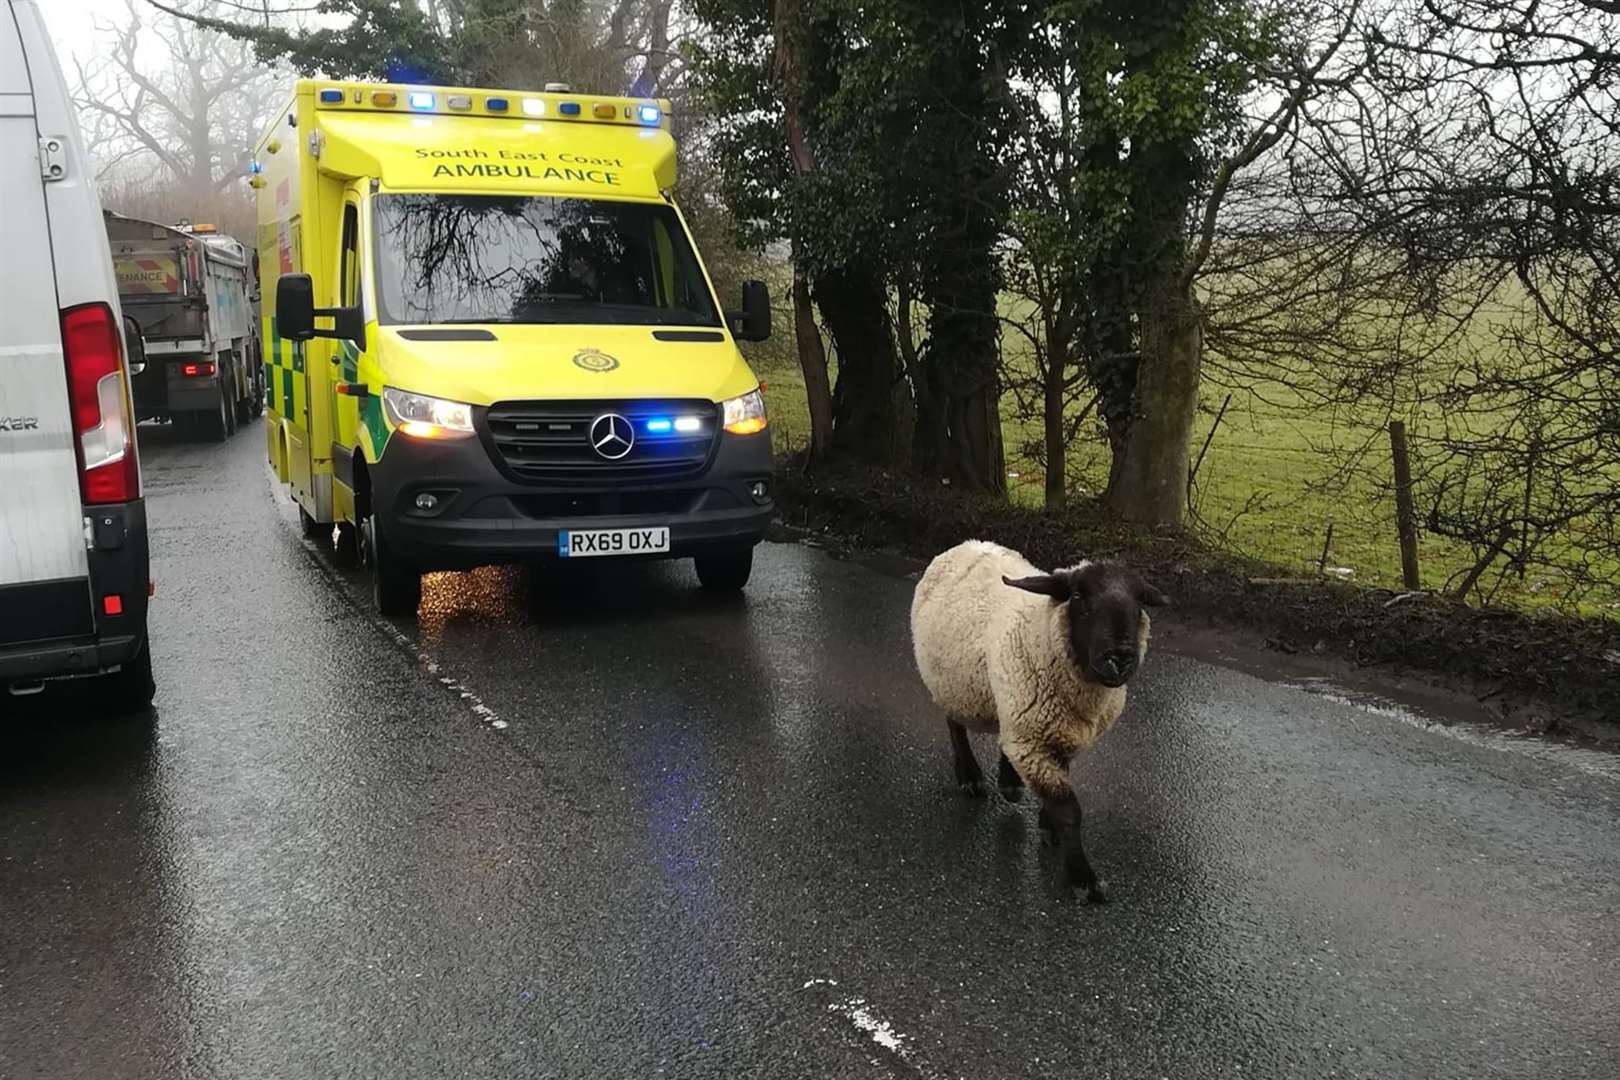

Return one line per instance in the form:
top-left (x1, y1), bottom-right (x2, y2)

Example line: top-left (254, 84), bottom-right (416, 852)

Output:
top-left (1, 0), bottom-right (153, 707)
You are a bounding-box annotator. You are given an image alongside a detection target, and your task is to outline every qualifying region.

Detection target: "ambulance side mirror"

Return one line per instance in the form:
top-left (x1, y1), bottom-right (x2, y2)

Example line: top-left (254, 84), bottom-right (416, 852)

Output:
top-left (277, 272), bottom-right (366, 350)
top-left (277, 273), bottom-right (317, 339)
top-left (730, 280), bottom-right (771, 342)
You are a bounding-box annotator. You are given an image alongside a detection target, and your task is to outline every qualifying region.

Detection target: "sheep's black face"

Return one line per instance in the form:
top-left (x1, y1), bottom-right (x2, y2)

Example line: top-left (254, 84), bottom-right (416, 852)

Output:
top-left (1003, 562), bottom-right (1170, 688)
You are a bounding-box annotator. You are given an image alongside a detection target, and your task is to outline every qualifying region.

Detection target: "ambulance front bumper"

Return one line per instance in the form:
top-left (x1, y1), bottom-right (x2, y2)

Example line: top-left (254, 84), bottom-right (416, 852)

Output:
top-left (370, 428), bottom-right (774, 572)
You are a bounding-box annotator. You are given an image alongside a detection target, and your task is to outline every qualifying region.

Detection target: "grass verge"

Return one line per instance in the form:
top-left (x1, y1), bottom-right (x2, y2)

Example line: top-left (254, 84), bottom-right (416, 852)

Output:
top-left (772, 460), bottom-right (1620, 728)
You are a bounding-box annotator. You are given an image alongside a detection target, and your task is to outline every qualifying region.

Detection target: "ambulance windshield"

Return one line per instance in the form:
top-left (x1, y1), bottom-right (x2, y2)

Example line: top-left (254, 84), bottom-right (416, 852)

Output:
top-left (372, 193), bottom-right (720, 328)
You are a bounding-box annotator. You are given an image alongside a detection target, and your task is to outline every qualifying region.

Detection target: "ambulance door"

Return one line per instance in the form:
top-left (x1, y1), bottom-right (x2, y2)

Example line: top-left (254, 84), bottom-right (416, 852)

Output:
top-left (329, 189), bottom-right (363, 524)
top-left (281, 213), bottom-right (314, 515)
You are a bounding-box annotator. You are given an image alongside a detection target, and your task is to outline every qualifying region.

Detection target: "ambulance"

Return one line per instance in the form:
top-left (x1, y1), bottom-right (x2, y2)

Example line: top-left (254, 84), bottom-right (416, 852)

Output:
top-left (253, 80), bottom-right (773, 616)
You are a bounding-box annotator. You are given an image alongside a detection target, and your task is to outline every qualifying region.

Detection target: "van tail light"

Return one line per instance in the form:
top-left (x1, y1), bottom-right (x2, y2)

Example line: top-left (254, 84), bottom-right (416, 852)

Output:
top-left (61, 302), bottom-right (140, 504)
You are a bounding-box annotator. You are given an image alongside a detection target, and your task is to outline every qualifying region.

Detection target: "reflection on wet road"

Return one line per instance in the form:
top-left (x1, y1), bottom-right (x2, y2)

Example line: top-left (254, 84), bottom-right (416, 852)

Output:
top-left (3, 424), bottom-right (1617, 1078)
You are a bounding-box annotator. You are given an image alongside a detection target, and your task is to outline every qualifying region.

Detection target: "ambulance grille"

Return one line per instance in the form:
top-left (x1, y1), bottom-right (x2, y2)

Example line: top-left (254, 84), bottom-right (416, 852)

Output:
top-left (482, 399), bottom-right (720, 483)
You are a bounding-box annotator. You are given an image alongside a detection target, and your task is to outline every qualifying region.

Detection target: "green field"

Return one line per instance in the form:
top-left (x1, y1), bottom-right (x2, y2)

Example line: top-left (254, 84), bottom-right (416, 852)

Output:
top-left (746, 308), bottom-right (1615, 617)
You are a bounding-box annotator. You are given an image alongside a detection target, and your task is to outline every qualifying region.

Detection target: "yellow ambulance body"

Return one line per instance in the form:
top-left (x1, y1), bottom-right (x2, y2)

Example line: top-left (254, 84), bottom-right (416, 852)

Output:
top-left (252, 81), bottom-right (773, 614)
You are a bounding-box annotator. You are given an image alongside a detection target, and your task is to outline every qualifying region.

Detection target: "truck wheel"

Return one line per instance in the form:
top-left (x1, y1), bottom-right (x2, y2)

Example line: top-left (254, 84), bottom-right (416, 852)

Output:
top-left (694, 547), bottom-right (753, 591)
top-left (91, 637), bottom-right (155, 712)
top-left (362, 513), bottom-right (421, 616)
top-left (198, 387), bottom-right (230, 442)
top-left (223, 373), bottom-right (238, 436)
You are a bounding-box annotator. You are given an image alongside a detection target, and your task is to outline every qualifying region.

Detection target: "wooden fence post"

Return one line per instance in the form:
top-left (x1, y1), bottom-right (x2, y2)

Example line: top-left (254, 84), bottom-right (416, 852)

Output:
top-left (1389, 421), bottom-right (1422, 590)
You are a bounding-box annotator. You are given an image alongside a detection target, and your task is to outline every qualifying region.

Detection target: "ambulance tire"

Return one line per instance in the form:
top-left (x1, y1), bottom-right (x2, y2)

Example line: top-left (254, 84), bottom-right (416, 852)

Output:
top-left (92, 637), bottom-right (156, 713)
top-left (694, 546), bottom-right (753, 592)
top-left (363, 514), bottom-right (421, 617)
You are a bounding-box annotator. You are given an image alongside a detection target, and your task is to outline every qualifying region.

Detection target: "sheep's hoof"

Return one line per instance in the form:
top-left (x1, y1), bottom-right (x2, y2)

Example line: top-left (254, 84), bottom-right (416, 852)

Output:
top-left (958, 778), bottom-right (988, 798)
top-left (1085, 881), bottom-right (1112, 905)
top-left (999, 785), bottom-right (1023, 803)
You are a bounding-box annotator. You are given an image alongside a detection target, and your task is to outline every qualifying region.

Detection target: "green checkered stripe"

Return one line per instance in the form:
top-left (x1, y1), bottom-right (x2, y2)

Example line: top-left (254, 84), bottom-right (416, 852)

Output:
top-left (264, 315), bottom-right (305, 421)
top-left (339, 337), bottom-right (390, 459)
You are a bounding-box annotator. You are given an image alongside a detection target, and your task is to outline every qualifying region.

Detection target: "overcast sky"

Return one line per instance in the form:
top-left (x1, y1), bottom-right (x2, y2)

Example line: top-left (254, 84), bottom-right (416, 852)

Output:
top-left (38, 0), bottom-right (136, 66)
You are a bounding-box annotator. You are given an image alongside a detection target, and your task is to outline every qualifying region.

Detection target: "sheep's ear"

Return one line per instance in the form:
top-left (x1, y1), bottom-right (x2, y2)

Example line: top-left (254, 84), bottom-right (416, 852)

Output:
top-left (1138, 582), bottom-right (1171, 607)
top-left (1003, 574), bottom-right (1071, 600)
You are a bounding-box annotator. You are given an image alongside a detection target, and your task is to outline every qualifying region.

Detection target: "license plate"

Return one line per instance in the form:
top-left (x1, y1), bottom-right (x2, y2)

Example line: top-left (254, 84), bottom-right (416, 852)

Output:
top-left (557, 527), bottom-right (671, 558)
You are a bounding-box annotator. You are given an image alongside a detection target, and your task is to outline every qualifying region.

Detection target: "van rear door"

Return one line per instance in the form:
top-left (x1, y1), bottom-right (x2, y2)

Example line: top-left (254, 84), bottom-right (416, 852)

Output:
top-left (0, 0), bottom-right (93, 641)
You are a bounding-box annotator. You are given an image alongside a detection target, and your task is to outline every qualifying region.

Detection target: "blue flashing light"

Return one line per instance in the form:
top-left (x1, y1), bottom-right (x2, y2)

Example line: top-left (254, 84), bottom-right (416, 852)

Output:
top-left (558, 101), bottom-right (581, 117)
top-left (408, 91), bottom-right (435, 111)
top-left (485, 97), bottom-right (509, 112)
top-left (637, 104), bottom-right (662, 125)
top-left (645, 418), bottom-right (673, 434)
top-left (318, 88), bottom-right (344, 104)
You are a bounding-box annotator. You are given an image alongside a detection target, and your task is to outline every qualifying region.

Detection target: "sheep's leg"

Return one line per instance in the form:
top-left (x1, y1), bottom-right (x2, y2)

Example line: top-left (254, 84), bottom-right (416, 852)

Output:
top-left (1008, 743), bottom-right (1109, 903)
top-left (997, 753), bottom-right (1024, 803)
top-left (1039, 790), bottom-right (1109, 904)
top-left (947, 719), bottom-right (987, 797)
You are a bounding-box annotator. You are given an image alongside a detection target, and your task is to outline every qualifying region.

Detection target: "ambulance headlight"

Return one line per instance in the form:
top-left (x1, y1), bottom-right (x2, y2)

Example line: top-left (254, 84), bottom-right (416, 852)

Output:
top-left (382, 388), bottom-right (476, 440)
top-left (720, 388), bottom-right (767, 436)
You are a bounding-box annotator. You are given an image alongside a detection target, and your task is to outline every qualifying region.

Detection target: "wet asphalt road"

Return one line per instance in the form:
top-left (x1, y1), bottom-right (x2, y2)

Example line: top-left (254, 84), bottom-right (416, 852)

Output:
top-left (3, 421), bottom-right (1619, 1080)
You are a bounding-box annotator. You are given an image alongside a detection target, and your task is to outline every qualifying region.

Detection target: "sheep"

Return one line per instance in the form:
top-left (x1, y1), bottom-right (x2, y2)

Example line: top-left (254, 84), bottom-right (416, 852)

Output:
top-left (910, 540), bottom-right (1169, 903)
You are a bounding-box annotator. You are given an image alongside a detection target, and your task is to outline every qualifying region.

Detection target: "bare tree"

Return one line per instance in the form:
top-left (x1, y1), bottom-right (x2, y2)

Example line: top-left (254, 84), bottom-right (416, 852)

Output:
top-left (73, 0), bottom-right (281, 202)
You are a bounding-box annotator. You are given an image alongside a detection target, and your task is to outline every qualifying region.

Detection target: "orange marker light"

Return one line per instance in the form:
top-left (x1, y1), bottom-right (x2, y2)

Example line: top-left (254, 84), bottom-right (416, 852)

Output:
top-left (724, 417), bottom-right (767, 436)
top-left (372, 91), bottom-right (398, 107)
top-left (399, 420), bottom-right (452, 439)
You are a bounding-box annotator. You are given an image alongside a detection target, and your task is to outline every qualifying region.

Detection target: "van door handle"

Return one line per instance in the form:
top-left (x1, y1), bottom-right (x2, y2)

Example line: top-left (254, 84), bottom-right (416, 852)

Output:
top-left (335, 382), bottom-right (370, 398)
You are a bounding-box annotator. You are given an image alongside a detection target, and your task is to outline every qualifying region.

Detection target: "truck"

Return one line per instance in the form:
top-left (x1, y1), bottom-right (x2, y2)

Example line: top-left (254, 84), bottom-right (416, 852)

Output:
top-left (107, 212), bottom-right (264, 440)
top-left (253, 80), bottom-right (775, 616)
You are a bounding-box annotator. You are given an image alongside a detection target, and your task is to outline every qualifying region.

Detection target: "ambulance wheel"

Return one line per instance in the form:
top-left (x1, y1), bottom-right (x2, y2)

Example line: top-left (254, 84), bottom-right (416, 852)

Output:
top-left (362, 513), bottom-right (421, 617)
top-left (92, 637), bottom-right (155, 712)
top-left (694, 546), bottom-right (753, 591)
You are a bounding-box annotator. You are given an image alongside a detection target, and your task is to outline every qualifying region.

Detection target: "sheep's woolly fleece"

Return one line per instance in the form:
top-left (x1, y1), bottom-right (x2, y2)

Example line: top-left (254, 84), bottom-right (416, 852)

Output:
top-left (910, 541), bottom-right (1150, 791)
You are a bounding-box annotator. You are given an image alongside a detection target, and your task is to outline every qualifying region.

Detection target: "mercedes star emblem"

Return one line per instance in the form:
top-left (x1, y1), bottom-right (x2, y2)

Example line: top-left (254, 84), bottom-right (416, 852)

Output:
top-left (590, 412), bottom-right (634, 460)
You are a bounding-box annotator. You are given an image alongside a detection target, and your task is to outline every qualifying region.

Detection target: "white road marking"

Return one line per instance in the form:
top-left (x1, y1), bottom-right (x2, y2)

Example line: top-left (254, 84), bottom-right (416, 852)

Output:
top-left (271, 471), bottom-right (506, 732)
top-left (802, 979), bottom-right (957, 1079)
top-left (1293, 681), bottom-right (1620, 783)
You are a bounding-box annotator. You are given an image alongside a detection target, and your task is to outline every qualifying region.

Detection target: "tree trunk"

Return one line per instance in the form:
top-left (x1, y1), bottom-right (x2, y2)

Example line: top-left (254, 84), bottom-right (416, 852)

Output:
top-left (790, 264), bottom-right (834, 462)
top-left (919, 279), bottom-right (1005, 495)
top-left (814, 271), bottom-right (905, 464)
top-left (1109, 272), bottom-right (1202, 526)
top-left (1087, 247), bottom-right (1136, 499)
top-left (773, 0), bottom-right (840, 466)
top-left (1107, 136), bottom-right (1199, 526)
top-left (1043, 330), bottom-right (1068, 509)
